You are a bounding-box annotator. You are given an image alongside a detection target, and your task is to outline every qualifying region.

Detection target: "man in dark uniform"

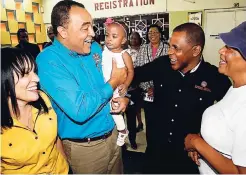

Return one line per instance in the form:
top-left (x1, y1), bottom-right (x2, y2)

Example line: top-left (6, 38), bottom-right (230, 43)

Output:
top-left (16, 28), bottom-right (40, 59)
top-left (132, 23), bottom-right (231, 173)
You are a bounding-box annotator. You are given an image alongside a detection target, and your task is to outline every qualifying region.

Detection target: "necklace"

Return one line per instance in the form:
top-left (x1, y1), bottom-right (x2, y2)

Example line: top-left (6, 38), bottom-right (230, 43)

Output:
top-left (26, 112), bottom-right (33, 130)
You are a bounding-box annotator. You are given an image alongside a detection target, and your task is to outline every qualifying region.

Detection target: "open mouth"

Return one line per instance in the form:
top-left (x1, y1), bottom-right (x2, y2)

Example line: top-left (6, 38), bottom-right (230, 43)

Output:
top-left (170, 58), bottom-right (177, 64)
top-left (27, 85), bottom-right (38, 91)
top-left (84, 39), bottom-right (93, 44)
top-left (219, 59), bottom-right (226, 65)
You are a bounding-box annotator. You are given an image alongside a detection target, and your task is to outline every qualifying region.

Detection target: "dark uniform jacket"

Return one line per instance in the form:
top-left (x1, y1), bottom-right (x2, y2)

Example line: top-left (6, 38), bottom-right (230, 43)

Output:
top-left (133, 55), bottom-right (231, 168)
top-left (16, 42), bottom-right (40, 59)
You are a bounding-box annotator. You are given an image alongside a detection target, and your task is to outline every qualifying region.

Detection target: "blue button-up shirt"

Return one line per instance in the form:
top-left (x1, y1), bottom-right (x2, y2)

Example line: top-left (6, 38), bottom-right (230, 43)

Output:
top-left (36, 38), bottom-right (115, 139)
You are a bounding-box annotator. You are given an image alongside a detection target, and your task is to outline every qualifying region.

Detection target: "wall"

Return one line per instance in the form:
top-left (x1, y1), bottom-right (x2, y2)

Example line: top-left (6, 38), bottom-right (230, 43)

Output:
top-left (41, 0), bottom-right (246, 38)
top-left (0, 0), bottom-right (47, 48)
top-left (168, 0), bottom-right (246, 32)
top-left (167, 0), bottom-right (246, 11)
top-left (42, 0), bottom-right (167, 23)
top-left (42, 0), bottom-right (246, 23)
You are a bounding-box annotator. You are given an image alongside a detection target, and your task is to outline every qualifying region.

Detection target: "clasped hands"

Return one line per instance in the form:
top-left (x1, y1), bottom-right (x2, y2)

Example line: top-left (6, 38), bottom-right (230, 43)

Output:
top-left (184, 133), bottom-right (203, 166)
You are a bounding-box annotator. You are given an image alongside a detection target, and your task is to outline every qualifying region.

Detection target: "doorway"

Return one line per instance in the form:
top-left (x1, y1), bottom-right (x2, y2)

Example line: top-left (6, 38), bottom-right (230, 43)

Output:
top-left (203, 8), bottom-right (246, 66)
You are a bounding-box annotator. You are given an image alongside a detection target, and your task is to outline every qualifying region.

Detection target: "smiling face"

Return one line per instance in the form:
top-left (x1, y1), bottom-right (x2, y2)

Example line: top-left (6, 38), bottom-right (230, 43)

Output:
top-left (58, 6), bottom-right (95, 54)
top-left (14, 61), bottom-right (40, 106)
top-left (168, 31), bottom-right (201, 73)
top-left (148, 27), bottom-right (161, 45)
top-left (105, 23), bottom-right (126, 52)
top-left (218, 45), bottom-right (246, 77)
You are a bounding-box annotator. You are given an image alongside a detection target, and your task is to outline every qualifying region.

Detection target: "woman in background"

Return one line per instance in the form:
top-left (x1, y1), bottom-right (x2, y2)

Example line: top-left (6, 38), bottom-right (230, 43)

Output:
top-left (1, 47), bottom-right (69, 174)
top-left (185, 21), bottom-right (246, 174)
top-left (126, 31), bottom-right (143, 149)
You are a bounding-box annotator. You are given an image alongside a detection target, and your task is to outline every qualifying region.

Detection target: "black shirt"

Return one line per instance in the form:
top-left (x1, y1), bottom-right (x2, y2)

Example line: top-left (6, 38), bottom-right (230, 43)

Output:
top-left (16, 42), bottom-right (40, 59)
top-left (133, 55), bottom-right (231, 149)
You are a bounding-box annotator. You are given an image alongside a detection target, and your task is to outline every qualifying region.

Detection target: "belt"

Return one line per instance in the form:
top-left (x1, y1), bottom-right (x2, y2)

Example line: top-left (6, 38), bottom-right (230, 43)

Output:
top-left (65, 130), bottom-right (113, 143)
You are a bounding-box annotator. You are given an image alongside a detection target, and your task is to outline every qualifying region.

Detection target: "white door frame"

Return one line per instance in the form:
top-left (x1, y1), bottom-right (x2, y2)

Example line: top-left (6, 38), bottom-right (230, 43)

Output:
top-left (204, 8), bottom-right (246, 32)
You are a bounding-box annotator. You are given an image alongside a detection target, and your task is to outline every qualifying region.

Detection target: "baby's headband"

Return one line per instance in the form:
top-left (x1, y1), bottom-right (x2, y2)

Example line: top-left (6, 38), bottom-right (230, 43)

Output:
top-left (104, 18), bottom-right (127, 36)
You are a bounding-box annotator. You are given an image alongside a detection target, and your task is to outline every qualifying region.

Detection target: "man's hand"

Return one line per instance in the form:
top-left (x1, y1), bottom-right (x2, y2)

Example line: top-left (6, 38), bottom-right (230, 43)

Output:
top-left (147, 88), bottom-right (154, 97)
top-left (108, 59), bottom-right (127, 90)
top-left (110, 97), bottom-right (129, 113)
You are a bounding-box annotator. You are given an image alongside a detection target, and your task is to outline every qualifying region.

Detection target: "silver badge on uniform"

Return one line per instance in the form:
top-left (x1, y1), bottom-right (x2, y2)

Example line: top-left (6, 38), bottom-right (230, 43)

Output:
top-left (201, 81), bottom-right (207, 87)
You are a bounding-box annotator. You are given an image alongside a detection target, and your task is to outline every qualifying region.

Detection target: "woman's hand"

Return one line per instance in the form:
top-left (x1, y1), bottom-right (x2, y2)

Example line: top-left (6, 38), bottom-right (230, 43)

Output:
top-left (188, 151), bottom-right (201, 166)
top-left (184, 133), bottom-right (202, 151)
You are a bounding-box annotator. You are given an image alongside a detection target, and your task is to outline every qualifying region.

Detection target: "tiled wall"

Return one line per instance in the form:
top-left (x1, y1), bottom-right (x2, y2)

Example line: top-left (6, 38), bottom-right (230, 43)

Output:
top-left (1, 0), bottom-right (47, 49)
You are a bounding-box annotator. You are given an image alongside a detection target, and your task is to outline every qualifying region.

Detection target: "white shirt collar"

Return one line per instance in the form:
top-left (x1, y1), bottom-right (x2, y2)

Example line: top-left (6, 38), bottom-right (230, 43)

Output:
top-left (179, 57), bottom-right (202, 77)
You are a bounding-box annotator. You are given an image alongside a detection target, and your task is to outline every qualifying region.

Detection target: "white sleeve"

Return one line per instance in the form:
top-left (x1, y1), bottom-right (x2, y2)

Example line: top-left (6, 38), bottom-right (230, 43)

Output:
top-left (232, 106), bottom-right (246, 167)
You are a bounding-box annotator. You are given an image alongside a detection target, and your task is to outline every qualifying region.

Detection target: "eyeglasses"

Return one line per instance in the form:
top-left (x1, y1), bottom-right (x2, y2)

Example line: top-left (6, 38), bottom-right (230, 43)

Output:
top-left (148, 31), bottom-right (160, 35)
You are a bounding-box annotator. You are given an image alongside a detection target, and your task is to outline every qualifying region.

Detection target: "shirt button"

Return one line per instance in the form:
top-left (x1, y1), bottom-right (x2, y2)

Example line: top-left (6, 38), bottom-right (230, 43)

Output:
top-left (35, 136), bottom-right (38, 140)
top-left (179, 89), bottom-right (181, 92)
top-left (9, 143), bottom-right (12, 147)
top-left (168, 138), bottom-right (171, 143)
top-left (49, 118), bottom-right (52, 120)
top-left (175, 104), bottom-right (178, 107)
top-left (43, 152), bottom-right (45, 154)
top-left (170, 132), bottom-right (172, 135)
top-left (171, 119), bottom-right (174, 122)
top-left (199, 98), bottom-right (203, 101)
top-left (160, 84), bottom-right (163, 87)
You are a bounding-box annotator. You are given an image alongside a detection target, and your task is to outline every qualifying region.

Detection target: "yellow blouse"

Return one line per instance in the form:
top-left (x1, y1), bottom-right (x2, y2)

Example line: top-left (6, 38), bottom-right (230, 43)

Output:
top-left (1, 91), bottom-right (68, 174)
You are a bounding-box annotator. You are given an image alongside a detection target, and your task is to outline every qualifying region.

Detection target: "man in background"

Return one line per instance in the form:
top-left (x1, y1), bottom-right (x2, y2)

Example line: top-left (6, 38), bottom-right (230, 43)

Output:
top-left (43, 26), bottom-right (55, 48)
top-left (16, 28), bottom-right (40, 59)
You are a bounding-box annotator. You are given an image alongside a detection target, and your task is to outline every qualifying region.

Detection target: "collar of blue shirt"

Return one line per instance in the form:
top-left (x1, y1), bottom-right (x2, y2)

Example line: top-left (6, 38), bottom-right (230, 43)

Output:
top-left (53, 37), bottom-right (84, 58)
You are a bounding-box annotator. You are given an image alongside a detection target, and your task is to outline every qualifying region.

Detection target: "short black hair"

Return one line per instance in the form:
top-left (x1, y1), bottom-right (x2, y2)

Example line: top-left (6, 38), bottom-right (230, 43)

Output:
top-left (173, 23), bottom-right (205, 52)
top-left (1, 47), bottom-right (48, 130)
top-left (146, 24), bottom-right (164, 43)
top-left (51, 0), bottom-right (85, 36)
top-left (129, 31), bottom-right (142, 46)
top-left (17, 28), bottom-right (27, 39)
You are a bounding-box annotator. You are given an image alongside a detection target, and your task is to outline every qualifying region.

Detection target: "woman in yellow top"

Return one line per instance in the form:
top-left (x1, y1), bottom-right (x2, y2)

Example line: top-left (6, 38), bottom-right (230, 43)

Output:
top-left (1, 47), bottom-right (69, 174)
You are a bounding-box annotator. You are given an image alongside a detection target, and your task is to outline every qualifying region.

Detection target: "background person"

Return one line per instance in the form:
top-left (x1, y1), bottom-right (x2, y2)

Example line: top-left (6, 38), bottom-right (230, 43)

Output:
top-left (134, 24), bottom-right (169, 152)
top-left (185, 21), bottom-right (246, 174)
top-left (16, 28), bottom-right (40, 59)
top-left (126, 31), bottom-right (144, 150)
top-left (43, 26), bottom-right (55, 49)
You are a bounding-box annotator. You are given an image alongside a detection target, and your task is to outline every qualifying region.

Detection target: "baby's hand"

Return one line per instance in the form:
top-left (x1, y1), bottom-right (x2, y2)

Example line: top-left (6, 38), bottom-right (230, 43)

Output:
top-left (118, 84), bottom-right (128, 97)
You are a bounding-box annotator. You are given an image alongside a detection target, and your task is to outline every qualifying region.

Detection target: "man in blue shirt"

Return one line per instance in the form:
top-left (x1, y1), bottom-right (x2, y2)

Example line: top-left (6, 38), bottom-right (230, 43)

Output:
top-left (36, 1), bottom-right (128, 174)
